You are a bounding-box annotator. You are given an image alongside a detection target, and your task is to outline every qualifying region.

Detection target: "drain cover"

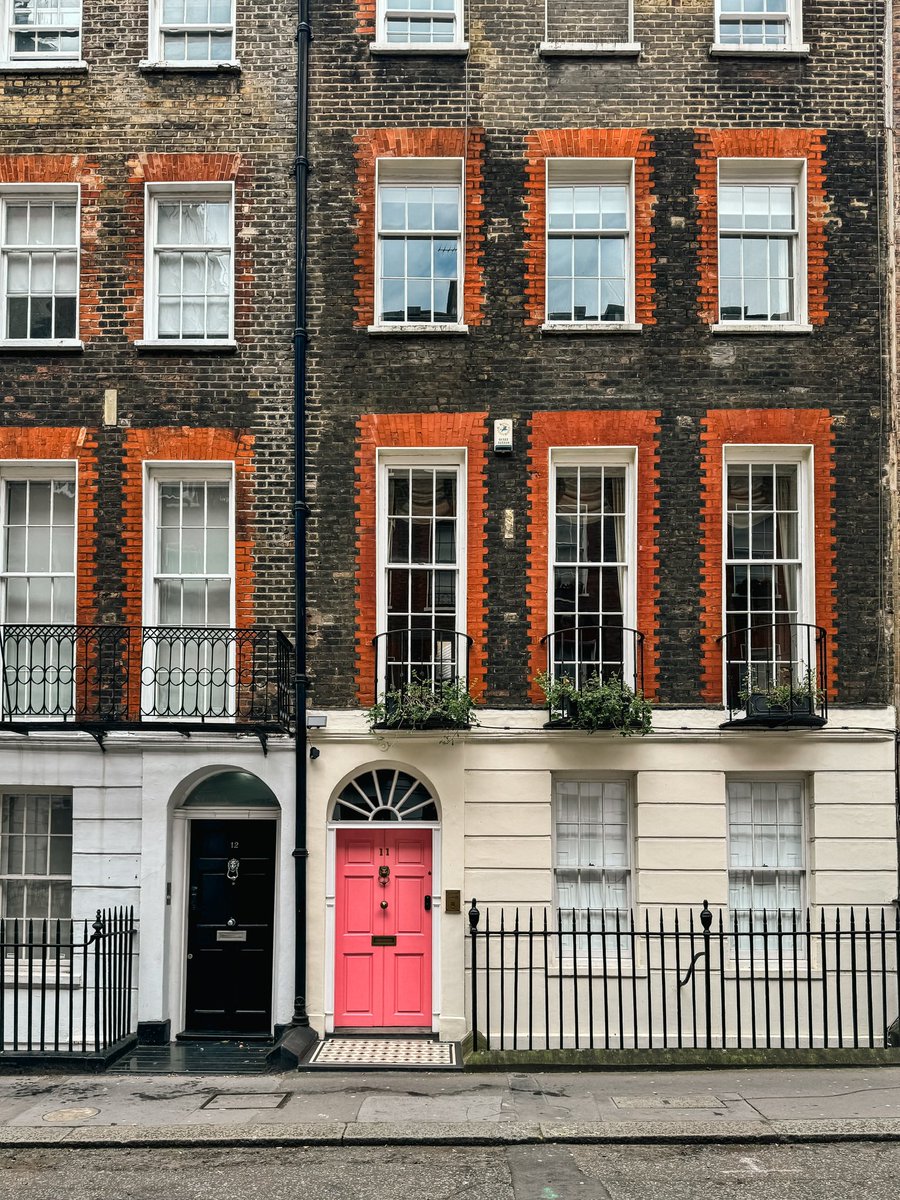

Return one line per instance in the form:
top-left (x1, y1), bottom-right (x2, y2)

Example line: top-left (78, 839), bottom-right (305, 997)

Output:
top-left (612, 1094), bottom-right (723, 1110)
top-left (42, 1107), bottom-right (99, 1122)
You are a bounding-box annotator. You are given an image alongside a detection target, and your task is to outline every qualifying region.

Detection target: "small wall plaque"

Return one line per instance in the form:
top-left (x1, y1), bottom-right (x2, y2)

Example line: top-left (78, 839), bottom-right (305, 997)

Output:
top-left (216, 930), bottom-right (247, 942)
top-left (445, 890), bottom-right (461, 914)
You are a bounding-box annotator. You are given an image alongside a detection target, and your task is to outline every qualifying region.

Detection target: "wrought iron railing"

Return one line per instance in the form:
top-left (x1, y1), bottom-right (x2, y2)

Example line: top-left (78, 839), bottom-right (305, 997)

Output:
top-left (0, 908), bottom-right (135, 1056)
top-left (717, 622), bottom-right (828, 727)
top-left (540, 624), bottom-right (645, 720)
top-left (468, 901), bottom-right (900, 1052)
top-left (0, 625), bottom-right (293, 733)
top-left (372, 626), bottom-right (472, 696)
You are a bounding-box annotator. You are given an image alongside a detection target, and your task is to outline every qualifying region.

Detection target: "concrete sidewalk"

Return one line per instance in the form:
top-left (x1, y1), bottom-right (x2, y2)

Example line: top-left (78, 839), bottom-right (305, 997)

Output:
top-left (1, 1066), bottom-right (900, 1147)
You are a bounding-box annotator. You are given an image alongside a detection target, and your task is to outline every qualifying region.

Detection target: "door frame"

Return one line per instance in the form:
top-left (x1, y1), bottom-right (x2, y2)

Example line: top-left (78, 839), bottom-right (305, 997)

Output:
top-left (169, 807), bottom-right (280, 1037)
top-left (325, 822), bottom-right (441, 1034)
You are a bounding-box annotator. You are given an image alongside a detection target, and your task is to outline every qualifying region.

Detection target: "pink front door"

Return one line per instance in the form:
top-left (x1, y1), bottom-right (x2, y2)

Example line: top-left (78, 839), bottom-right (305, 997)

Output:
top-left (334, 827), bottom-right (433, 1027)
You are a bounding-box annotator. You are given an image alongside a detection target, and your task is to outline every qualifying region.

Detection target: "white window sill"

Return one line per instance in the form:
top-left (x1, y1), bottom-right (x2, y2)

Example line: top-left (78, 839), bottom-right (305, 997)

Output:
top-left (540, 321), bottom-right (642, 334)
top-left (369, 42), bottom-right (469, 56)
top-left (0, 60), bottom-right (88, 73)
top-left (3, 970), bottom-right (82, 988)
top-left (0, 339), bottom-right (83, 352)
top-left (710, 43), bottom-right (810, 57)
top-left (134, 339), bottom-right (238, 351)
top-left (539, 41), bottom-right (642, 57)
top-left (367, 323), bottom-right (469, 336)
top-left (139, 60), bottom-right (241, 73)
top-left (711, 322), bottom-right (813, 335)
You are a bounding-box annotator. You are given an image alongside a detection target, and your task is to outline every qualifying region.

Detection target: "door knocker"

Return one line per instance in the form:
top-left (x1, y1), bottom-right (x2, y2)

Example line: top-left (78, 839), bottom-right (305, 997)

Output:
top-left (226, 857), bottom-right (240, 884)
top-left (378, 865), bottom-right (390, 887)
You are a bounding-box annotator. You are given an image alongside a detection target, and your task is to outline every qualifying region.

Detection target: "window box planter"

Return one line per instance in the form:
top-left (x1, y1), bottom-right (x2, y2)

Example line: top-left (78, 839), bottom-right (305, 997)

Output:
top-left (367, 681), bottom-right (477, 735)
top-left (537, 671), bottom-right (652, 737)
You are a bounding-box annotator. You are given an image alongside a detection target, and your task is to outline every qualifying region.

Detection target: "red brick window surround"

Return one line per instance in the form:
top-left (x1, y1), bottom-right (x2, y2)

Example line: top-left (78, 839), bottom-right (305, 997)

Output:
top-left (353, 128), bottom-right (485, 329)
top-left (0, 157), bottom-right (102, 345)
top-left (355, 413), bottom-right (488, 705)
top-left (526, 411), bottom-right (661, 702)
top-left (123, 153), bottom-right (251, 344)
top-left (695, 129), bottom-right (827, 326)
top-left (523, 130), bottom-right (657, 328)
top-left (0, 427), bottom-right (99, 624)
top-left (121, 428), bottom-right (255, 632)
top-left (699, 409), bottom-right (836, 703)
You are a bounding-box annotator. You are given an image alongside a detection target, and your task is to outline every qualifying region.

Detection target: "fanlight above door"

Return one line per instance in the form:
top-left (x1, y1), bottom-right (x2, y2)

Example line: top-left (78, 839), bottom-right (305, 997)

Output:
top-left (332, 768), bottom-right (438, 822)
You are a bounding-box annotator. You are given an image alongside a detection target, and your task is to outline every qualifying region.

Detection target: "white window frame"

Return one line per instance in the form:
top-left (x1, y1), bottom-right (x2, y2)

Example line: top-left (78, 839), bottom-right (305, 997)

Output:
top-left (542, 158), bottom-right (637, 332)
top-left (372, 0), bottom-right (467, 53)
top-left (375, 448), bottom-right (468, 693)
top-left (551, 774), bottom-right (634, 962)
top-left (371, 158), bottom-right (467, 334)
top-left (714, 158), bottom-right (809, 333)
top-left (141, 462), bottom-right (236, 721)
top-left (547, 447), bottom-right (638, 685)
top-left (726, 775), bottom-right (807, 957)
top-left (0, 789), bottom-right (73, 934)
top-left (144, 0), bottom-right (239, 68)
top-left (539, 1), bottom-right (640, 62)
top-left (721, 444), bottom-right (815, 706)
top-left (711, 0), bottom-right (807, 54)
top-left (0, 184), bottom-right (81, 349)
top-left (1, 0), bottom-right (84, 67)
top-left (141, 182), bottom-right (235, 347)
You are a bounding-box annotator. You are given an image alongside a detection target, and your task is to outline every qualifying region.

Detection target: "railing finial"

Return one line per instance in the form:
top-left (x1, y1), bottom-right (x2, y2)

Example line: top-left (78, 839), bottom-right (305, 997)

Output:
top-left (468, 898), bottom-right (480, 931)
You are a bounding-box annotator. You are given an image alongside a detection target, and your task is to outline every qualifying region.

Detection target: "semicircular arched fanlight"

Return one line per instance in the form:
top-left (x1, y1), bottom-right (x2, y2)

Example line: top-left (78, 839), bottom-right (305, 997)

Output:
top-left (332, 768), bottom-right (438, 822)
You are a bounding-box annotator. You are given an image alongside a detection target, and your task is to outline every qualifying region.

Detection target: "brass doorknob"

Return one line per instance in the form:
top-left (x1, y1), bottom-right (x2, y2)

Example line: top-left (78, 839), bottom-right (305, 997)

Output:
top-left (380, 900), bottom-right (388, 910)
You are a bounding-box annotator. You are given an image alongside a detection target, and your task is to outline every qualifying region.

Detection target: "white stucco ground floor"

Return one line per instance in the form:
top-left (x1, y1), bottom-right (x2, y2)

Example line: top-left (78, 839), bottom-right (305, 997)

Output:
top-left (0, 707), bottom-right (896, 1051)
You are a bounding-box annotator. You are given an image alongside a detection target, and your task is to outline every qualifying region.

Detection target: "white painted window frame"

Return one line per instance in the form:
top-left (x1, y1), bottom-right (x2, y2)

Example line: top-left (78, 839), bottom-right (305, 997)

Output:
top-left (711, 0), bottom-right (807, 54)
top-left (546, 446), bottom-right (638, 684)
top-left (141, 181), bottom-right (235, 346)
top-left (372, 157), bottom-right (466, 334)
top-left (0, 460), bottom-right (78, 628)
top-left (714, 158), bottom-right (809, 333)
top-left (1, 0), bottom-right (83, 66)
top-left (542, 158), bottom-right (638, 332)
top-left (145, 0), bottom-right (238, 68)
top-left (720, 443), bottom-right (816, 706)
top-left (539, 0), bottom-right (640, 58)
top-left (375, 447), bottom-right (468, 693)
top-left (372, 0), bottom-right (466, 53)
top-left (0, 184), bottom-right (81, 349)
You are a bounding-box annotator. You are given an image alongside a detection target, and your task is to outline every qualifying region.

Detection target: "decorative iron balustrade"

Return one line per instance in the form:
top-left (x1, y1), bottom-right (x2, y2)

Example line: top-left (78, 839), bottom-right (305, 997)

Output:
top-left (717, 622), bottom-right (828, 727)
top-left (0, 908), bottom-right (135, 1057)
top-left (372, 626), bottom-right (473, 695)
top-left (540, 624), bottom-right (645, 720)
top-left (468, 901), bottom-right (900, 1052)
top-left (0, 625), bottom-right (293, 734)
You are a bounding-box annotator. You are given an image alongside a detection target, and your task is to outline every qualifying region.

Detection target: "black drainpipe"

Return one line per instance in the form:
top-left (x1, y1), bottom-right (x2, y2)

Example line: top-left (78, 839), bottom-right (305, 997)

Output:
top-left (288, 0), bottom-right (314, 1053)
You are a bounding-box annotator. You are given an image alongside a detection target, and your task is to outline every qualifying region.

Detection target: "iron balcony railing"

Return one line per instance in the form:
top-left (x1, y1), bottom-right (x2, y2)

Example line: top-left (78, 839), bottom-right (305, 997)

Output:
top-left (0, 625), bottom-right (293, 734)
top-left (717, 622), bottom-right (828, 727)
top-left (372, 626), bottom-right (472, 696)
top-left (540, 624), bottom-right (645, 721)
top-left (468, 901), bottom-right (900, 1052)
top-left (0, 908), bottom-right (135, 1057)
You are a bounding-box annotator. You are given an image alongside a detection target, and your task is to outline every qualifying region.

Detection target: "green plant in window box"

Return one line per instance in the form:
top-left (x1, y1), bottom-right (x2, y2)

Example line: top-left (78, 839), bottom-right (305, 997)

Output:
top-left (536, 671), bottom-right (652, 737)
top-left (367, 680), bottom-right (478, 740)
top-left (738, 668), bottom-right (824, 718)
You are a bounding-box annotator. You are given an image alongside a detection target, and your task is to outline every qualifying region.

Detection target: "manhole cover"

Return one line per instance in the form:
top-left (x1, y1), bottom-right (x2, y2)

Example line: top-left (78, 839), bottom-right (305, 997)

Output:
top-left (612, 1094), bottom-right (723, 1110)
top-left (203, 1093), bottom-right (290, 1111)
top-left (42, 1107), bottom-right (99, 1122)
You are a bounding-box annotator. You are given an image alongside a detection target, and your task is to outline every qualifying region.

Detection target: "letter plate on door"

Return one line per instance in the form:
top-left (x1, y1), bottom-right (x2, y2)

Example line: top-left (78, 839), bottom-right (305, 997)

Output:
top-left (371, 935), bottom-right (397, 946)
top-left (216, 930), bottom-right (247, 942)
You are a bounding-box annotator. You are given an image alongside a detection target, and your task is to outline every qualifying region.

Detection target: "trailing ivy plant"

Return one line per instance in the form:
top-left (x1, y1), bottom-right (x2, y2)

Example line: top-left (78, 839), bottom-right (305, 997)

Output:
top-left (367, 679), bottom-right (478, 742)
top-left (739, 668), bottom-right (824, 712)
top-left (536, 671), bottom-right (652, 737)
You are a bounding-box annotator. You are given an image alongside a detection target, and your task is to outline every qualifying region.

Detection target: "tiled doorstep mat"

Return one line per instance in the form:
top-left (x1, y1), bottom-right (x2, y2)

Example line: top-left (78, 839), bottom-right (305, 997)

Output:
top-left (307, 1038), bottom-right (460, 1069)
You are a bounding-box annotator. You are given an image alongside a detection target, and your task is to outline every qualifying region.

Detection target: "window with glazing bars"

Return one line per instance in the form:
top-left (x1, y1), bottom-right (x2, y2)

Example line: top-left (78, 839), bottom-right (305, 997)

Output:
top-left (150, 477), bottom-right (233, 718)
top-left (0, 474), bottom-right (76, 717)
top-left (6, 0), bottom-right (81, 60)
top-left (554, 779), bottom-right (631, 956)
top-left (552, 464), bottom-right (628, 687)
top-left (0, 792), bottom-right (72, 955)
top-left (154, 0), bottom-right (234, 63)
top-left (728, 779), bottom-right (804, 955)
top-left (381, 0), bottom-right (459, 44)
top-left (724, 459), bottom-right (806, 699)
top-left (149, 191), bottom-right (232, 340)
top-left (717, 0), bottom-right (795, 46)
top-left (377, 161), bottom-right (461, 325)
top-left (546, 160), bottom-right (631, 324)
top-left (718, 176), bottom-right (800, 323)
top-left (1, 193), bottom-right (78, 342)
top-left (383, 465), bottom-right (461, 691)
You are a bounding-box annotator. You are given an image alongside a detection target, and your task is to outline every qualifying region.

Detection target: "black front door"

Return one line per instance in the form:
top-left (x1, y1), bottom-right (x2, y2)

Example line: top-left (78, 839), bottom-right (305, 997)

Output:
top-left (184, 820), bottom-right (276, 1035)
